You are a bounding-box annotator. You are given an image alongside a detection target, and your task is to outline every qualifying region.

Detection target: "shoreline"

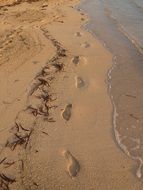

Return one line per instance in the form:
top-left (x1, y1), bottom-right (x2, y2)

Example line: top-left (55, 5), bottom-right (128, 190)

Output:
top-left (80, 0), bottom-right (143, 184)
top-left (0, 0), bottom-right (142, 189)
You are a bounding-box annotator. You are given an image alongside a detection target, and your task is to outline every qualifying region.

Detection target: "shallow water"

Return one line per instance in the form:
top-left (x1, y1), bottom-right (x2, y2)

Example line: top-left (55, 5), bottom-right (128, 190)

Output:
top-left (80, 0), bottom-right (143, 180)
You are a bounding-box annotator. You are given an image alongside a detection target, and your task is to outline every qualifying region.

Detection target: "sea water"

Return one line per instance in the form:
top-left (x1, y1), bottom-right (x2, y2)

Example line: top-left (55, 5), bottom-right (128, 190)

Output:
top-left (80, 0), bottom-right (143, 180)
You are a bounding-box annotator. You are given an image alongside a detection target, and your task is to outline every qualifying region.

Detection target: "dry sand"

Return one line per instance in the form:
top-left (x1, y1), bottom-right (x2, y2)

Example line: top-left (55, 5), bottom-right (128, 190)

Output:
top-left (0, 0), bottom-right (142, 189)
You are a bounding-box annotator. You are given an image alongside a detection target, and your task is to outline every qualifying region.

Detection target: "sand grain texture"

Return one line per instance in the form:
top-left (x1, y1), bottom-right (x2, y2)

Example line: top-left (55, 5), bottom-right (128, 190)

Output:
top-left (0, 0), bottom-right (142, 189)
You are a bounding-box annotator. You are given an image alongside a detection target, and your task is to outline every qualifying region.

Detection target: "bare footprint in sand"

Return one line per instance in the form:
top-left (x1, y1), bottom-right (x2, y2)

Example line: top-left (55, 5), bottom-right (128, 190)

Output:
top-left (75, 76), bottom-right (85, 88)
top-left (62, 104), bottom-right (72, 121)
top-left (81, 42), bottom-right (90, 48)
top-left (74, 32), bottom-right (82, 37)
top-left (72, 56), bottom-right (80, 65)
top-left (62, 150), bottom-right (80, 178)
top-left (71, 56), bottom-right (87, 65)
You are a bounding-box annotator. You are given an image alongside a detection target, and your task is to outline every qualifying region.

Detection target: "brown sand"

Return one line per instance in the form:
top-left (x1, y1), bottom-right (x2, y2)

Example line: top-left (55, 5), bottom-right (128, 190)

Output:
top-left (0, 0), bottom-right (142, 189)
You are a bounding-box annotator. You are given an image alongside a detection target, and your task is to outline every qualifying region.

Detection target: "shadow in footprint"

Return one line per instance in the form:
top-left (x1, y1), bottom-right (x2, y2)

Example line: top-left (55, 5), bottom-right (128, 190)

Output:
top-left (75, 76), bottom-right (85, 88)
top-left (71, 56), bottom-right (87, 66)
top-left (62, 104), bottom-right (72, 121)
top-left (74, 32), bottom-right (82, 37)
top-left (72, 56), bottom-right (80, 65)
top-left (62, 150), bottom-right (80, 178)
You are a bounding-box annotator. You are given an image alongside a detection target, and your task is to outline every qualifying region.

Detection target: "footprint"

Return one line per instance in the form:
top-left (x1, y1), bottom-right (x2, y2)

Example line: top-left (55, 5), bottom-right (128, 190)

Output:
top-left (71, 56), bottom-right (87, 65)
top-left (81, 42), bottom-right (90, 48)
top-left (62, 150), bottom-right (80, 178)
top-left (72, 56), bottom-right (80, 65)
top-left (32, 61), bottom-right (38, 64)
top-left (75, 76), bottom-right (85, 88)
top-left (62, 104), bottom-right (72, 121)
top-left (74, 32), bottom-right (82, 37)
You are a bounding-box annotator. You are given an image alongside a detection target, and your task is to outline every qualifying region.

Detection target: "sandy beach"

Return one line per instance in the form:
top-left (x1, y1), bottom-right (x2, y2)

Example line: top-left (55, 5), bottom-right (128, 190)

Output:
top-left (0, 0), bottom-right (142, 189)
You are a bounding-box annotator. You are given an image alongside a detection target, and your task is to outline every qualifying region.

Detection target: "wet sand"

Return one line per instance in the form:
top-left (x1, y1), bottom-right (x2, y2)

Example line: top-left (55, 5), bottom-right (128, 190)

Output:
top-left (0, 0), bottom-right (142, 189)
top-left (81, 0), bottom-right (143, 182)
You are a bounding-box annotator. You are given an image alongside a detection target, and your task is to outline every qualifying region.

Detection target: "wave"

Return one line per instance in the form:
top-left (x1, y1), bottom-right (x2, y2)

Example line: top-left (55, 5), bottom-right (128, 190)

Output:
top-left (130, 0), bottom-right (143, 11)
